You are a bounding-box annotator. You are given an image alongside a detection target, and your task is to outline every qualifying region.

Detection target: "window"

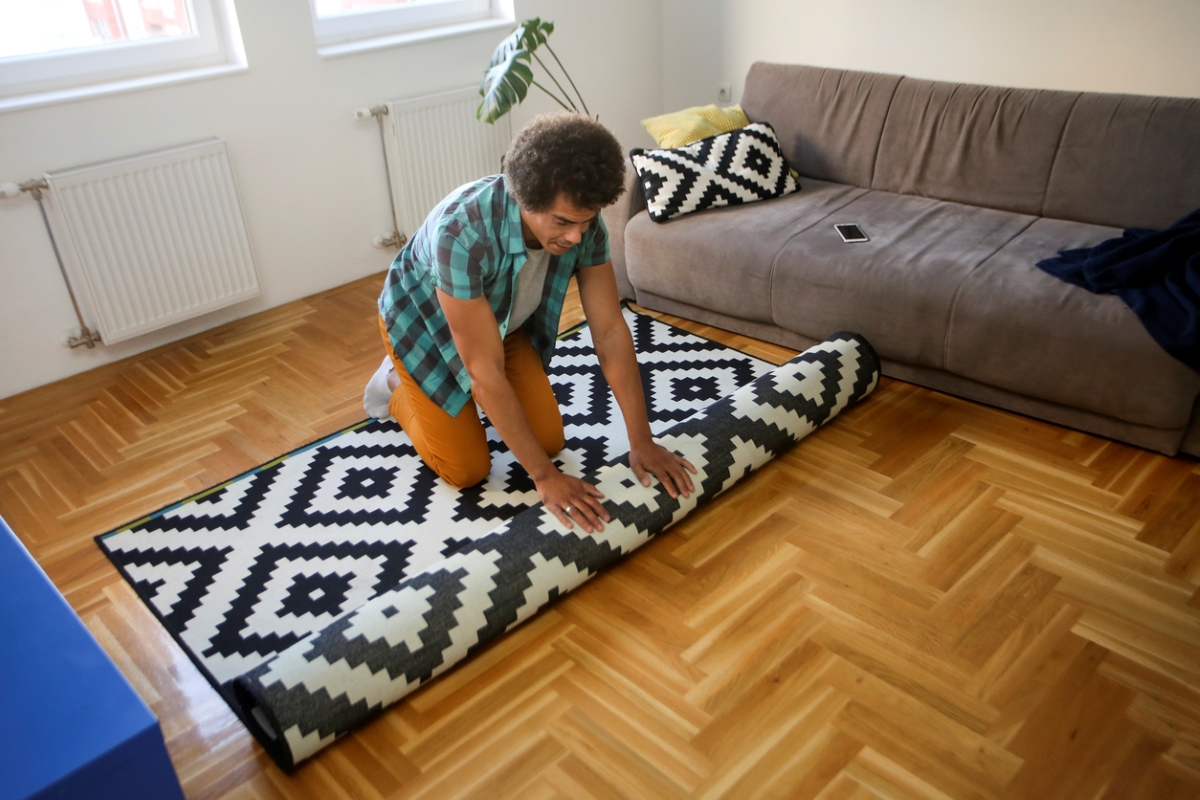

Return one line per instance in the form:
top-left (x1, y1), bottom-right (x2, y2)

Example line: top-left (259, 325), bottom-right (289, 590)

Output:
top-left (308, 0), bottom-right (514, 58)
top-left (0, 0), bottom-right (245, 112)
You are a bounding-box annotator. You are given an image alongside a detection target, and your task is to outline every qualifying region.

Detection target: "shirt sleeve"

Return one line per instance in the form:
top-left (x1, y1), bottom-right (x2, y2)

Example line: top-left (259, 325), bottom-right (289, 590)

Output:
top-left (435, 210), bottom-right (494, 300)
top-left (576, 214), bottom-right (611, 268)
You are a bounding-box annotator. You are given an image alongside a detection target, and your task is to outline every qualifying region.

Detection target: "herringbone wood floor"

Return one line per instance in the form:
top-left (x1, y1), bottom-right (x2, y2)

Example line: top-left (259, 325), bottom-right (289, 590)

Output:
top-left (2, 273), bottom-right (1199, 799)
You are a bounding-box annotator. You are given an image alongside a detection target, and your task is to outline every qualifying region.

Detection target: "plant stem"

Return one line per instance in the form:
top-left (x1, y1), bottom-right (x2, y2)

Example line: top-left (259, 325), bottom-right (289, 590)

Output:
top-left (531, 80), bottom-right (573, 111)
top-left (531, 52), bottom-right (577, 112)
top-left (543, 43), bottom-right (589, 116)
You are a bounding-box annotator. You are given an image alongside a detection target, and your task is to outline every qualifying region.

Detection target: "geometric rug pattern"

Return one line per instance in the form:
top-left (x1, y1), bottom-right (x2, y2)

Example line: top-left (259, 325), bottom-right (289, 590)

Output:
top-left (630, 122), bottom-right (799, 222)
top-left (231, 332), bottom-right (878, 770)
top-left (97, 309), bottom-right (772, 704)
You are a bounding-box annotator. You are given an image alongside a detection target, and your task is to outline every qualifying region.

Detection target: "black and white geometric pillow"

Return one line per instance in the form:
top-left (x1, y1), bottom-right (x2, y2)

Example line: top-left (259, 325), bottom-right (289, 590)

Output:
top-left (630, 122), bottom-right (800, 223)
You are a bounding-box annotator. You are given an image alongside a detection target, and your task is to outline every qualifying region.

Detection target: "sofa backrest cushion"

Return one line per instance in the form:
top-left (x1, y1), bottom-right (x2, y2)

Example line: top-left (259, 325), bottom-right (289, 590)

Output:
top-left (740, 62), bottom-right (1200, 230)
top-left (740, 63), bottom-right (900, 189)
top-left (871, 78), bottom-right (1079, 216)
top-left (1042, 93), bottom-right (1200, 230)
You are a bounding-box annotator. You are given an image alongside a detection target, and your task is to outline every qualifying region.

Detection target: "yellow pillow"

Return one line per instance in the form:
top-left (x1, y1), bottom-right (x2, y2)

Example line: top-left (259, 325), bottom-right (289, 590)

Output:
top-left (641, 104), bottom-right (751, 149)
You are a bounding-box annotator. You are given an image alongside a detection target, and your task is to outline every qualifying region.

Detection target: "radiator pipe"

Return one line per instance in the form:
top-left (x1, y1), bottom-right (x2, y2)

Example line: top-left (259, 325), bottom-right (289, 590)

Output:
top-left (371, 105), bottom-right (407, 250)
top-left (22, 179), bottom-right (103, 349)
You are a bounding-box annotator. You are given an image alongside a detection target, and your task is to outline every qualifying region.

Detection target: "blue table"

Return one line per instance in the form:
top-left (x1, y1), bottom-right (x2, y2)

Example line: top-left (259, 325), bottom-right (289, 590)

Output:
top-left (0, 515), bottom-right (184, 800)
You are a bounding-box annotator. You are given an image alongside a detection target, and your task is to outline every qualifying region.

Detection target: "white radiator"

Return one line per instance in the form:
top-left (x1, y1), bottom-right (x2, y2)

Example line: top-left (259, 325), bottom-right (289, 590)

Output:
top-left (43, 138), bottom-right (260, 345)
top-left (384, 87), bottom-right (512, 239)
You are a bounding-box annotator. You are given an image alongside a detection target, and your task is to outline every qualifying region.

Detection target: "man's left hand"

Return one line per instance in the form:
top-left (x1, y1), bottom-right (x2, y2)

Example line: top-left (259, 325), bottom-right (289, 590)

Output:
top-left (629, 441), bottom-right (697, 499)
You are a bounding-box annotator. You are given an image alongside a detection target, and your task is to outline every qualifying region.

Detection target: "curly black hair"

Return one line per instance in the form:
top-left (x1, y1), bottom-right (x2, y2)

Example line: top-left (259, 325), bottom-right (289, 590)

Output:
top-left (504, 112), bottom-right (626, 212)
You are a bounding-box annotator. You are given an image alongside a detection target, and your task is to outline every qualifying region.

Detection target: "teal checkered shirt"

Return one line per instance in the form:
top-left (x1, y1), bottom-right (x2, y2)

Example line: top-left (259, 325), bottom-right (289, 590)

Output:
top-left (378, 175), bottom-right (610, 416)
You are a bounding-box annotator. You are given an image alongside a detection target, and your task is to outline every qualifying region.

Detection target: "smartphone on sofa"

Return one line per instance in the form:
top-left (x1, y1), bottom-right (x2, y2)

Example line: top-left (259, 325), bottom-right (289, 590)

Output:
top-left (834, 223), bottom-right (869, 243)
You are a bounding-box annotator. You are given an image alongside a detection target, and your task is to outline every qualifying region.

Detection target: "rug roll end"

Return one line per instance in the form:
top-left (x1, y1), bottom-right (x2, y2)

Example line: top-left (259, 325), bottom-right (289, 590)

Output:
top-left (827, 330), bottom-right (881, 372)
top-left (233, 677), bottom-right (297, 772)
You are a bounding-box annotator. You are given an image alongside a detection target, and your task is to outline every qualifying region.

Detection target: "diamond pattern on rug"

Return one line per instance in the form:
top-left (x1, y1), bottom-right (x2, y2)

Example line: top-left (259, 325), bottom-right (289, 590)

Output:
top-left (97, 309), bottom-right (773, 695)
top-left (231, 331), bottom-right (881, 771)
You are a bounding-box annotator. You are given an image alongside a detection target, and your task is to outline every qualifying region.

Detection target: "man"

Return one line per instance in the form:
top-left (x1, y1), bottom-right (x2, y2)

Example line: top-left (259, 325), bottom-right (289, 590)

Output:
top-left (369, 112), bottom-right (694, 534)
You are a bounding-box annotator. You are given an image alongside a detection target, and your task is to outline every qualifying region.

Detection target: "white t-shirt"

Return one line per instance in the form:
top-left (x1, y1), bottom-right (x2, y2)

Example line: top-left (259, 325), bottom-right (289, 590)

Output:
top-left (508, 246), bottom-right (552, 331)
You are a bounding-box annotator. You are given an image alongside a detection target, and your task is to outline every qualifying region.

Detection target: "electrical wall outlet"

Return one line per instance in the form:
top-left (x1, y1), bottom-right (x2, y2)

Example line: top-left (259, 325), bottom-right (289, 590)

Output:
top-left (717, 83), bottom-right (733, 103)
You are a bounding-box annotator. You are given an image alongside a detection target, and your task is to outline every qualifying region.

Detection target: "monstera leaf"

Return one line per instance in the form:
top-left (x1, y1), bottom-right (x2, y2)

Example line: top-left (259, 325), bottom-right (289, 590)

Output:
top-left (477, 17), bottom-right (587, 124)
top-left (490, 17), bottom-right (553, 66)
top-left (478, 46), bottom-right (533, 124)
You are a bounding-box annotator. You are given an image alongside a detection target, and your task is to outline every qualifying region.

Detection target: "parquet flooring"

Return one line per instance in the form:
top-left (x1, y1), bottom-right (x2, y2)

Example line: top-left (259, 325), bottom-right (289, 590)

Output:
top-left (3, 272), bottom-right (1200, 799)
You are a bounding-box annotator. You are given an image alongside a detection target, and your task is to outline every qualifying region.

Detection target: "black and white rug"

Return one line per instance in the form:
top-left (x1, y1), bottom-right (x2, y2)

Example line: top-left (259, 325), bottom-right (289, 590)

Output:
top-left (234, 329), bottom-right (880, 771)
top-left (97, 309), bottom-right (775, 709)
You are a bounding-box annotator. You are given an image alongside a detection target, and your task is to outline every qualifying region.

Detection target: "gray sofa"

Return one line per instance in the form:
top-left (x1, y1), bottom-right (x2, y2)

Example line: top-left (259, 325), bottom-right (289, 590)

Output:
top-left (605, 62), bottom-right (1200, 456)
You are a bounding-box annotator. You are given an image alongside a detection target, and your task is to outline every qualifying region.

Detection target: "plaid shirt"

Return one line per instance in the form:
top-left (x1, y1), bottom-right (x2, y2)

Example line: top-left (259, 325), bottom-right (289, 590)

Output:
top-left (379, 175), bottom-right (610, 416)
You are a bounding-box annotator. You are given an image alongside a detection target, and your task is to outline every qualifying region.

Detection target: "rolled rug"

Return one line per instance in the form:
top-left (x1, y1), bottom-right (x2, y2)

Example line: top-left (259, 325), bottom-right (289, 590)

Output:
top-left (234, 331), bottom-right (880, 771)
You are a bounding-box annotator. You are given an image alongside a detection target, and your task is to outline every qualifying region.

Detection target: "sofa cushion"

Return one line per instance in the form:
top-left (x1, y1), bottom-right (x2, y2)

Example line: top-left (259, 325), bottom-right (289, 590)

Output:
top-left (625, 178), bottom-right (865, 324)
top-left (1042, 93), bottom-right (1200, 230)
top-left (769, 190), bottom-right (1035, 367)
top-left (945, 217), bottom-right (1200, 429)
top-left (640, 104), bottom-right (750, 149)
top-left (871, 78), bottom-right (1079, 216)
top-left (740, 63), bottom-right (901, 188)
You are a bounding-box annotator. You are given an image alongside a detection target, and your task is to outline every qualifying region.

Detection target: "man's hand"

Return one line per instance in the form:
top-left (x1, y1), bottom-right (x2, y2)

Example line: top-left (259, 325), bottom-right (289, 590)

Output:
top-left (536, 470), bottom-right (610, 533)
top-left (574, 263), bottom-right (698, 502)
top-left (629, 441), bottom-right (697, 499)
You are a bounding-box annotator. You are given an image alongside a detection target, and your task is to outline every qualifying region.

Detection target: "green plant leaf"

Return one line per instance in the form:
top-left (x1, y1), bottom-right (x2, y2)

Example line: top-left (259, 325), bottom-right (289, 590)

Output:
top-left (477, 48), bottom-right (533, 123)
top-left (486, 26), bottom-right (524, 69)
top-left (477, 17), bottom-right (580, 123)
top-left (518, 18), bottom-right (552, 53)
top-left (486, 17), bottom-right (553, 70)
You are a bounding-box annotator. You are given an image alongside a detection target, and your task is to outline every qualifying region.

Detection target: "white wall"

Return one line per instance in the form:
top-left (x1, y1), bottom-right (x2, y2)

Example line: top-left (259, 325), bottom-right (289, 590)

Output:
top-left (662, 0), bottom-right (1200, 110)
top-left (0, 0), bottom-right (662, 400)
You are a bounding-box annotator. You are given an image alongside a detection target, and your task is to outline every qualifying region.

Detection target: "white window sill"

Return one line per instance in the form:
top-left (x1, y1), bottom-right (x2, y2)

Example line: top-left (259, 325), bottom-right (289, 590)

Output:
top-left (316, 15), bottom-right (514, 59)
top-left (0, 61), bottom-right (248, 115)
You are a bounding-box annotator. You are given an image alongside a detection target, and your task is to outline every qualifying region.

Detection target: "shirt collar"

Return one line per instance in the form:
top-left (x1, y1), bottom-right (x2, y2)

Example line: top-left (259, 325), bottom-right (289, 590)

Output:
top-left (501, 175), bottom-right (529, 258)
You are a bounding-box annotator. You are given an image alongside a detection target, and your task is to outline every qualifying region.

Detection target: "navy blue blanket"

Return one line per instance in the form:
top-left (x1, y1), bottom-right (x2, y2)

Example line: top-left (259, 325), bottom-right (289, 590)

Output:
top-left (1036, 208), bottom-right (1200, 372)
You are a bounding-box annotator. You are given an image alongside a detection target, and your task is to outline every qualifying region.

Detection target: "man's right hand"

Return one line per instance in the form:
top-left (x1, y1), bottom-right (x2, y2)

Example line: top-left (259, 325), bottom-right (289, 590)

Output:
top-left (535, 469), bottom-right (610, 534)
top-left (436, 288), bottom-right (609, 534)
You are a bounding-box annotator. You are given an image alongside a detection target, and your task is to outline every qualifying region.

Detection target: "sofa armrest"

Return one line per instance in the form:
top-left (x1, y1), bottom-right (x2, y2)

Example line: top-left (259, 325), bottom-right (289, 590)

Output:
top-left (601, 157), bottom-right (648, 300)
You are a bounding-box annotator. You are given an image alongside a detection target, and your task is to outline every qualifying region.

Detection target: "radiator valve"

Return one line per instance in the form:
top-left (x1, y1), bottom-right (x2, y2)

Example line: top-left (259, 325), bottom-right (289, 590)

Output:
top-left (0, 179), bottom-right (48, 199)
top-left (61, 326), bottom-right (103, 349)
top-left (373, 231), bottom-right (407, 249)
top-left (354, 105), bottom-right (389, 120)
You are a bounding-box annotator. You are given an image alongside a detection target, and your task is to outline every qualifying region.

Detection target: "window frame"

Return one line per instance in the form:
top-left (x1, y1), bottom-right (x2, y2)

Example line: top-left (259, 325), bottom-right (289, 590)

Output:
top-left (308, 0), bottom-right (515, 58)
top-left (0, 0), bottom-right (246, 114)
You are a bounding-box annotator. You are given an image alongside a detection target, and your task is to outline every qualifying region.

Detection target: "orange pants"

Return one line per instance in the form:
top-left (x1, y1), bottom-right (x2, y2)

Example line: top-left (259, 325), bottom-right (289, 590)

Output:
top-left (379, 316), bottom-right (564, 487)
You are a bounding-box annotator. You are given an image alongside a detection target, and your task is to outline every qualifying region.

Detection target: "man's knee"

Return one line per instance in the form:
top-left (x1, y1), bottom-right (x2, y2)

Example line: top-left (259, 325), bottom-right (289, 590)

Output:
top-left (533, 416), bottom-right (565, 458)
top-left (399, 410), bottom-right (492, 487)
top-left (431, 451), bottom-right (491, 488)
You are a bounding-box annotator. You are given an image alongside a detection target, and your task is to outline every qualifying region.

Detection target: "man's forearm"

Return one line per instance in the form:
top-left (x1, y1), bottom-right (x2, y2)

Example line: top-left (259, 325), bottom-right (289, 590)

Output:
top-left (438, 288), bottom-right (561, 483)
top-left (469, 366), bottom-right (559, 481)
top-left (593, 326), bottom-right (655, 447)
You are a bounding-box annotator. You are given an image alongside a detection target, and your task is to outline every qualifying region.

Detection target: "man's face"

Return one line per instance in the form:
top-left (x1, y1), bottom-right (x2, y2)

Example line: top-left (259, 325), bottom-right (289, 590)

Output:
top-left (520, 194), bottom-right (598, 256)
